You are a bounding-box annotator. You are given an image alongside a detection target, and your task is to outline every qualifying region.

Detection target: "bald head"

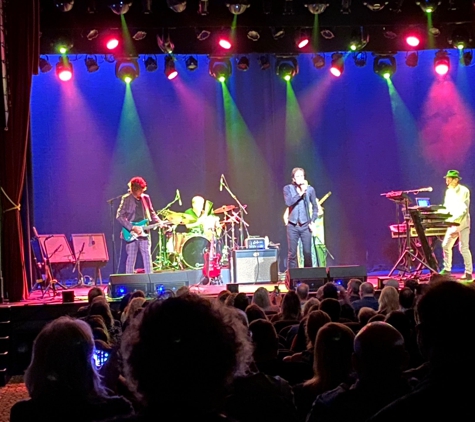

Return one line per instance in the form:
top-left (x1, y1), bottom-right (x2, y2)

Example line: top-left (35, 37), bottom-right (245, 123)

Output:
top-left (359, 282), bottom-right (374, 297)
top-left (353, 322), bottom-right (406, 381)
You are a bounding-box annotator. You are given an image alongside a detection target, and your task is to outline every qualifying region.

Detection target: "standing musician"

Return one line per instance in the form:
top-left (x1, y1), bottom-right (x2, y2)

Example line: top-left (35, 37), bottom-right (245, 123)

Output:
top-left (440, 170), bottom-right (473, 280)
top-left (284, 167), bottom-right (323, 269)
top-left (117, 177), bottom-right (161, 274)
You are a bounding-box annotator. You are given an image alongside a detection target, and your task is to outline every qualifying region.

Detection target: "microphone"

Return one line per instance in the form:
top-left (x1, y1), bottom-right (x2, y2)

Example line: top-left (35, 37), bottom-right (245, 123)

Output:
top-left (220, 174), bottom-right (224, 192)
top-left (176, 189), bottom-right (182, 206)
top-left (418, 187), bottom-right (433, 192)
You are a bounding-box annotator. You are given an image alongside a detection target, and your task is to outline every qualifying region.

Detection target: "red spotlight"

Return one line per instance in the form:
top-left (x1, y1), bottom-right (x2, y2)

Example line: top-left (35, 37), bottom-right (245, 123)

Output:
top-left (330, 53), bottom-right (344, 77)
top-left (165, 55), bottom-right (178, 80)
top-left (56, 57), bottom-right (73, 81)
top-left (106, 37), bottom-right (120, 50)
top-left (297, 38), bottom-right (309, 49)
top-left (434, 50), bottom-right (450, 75)
top-left (406, 35), bottom-right (420, 48)
top-left (218, 38), bottom-right (232, 49)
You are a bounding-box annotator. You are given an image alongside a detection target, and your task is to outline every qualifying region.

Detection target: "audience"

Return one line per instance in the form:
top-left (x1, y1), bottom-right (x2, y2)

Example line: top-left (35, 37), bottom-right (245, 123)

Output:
top-left (10, 317), bottom-right (133, 422)
top-left (76, 286), bottom-right (105, 318)
top-left (245, 303), bottom-right (268, 324)
top-left (377, 286), bottom-right (400, 316)
top-left (252, 287), bottom-right (280, 313)
top-left (352, 282), bottom-right (379, 313)
top-left (271, 290), bottom-right (302, 323)
top-left (346, 279), bottom-right (362, 303)
top-left (89, 296), bottom-right (122, 345)
top-left (296, 283), bottom-right (310, 310)
top-left (319, 298), bottom-right (341, 322)
top-left (233, 293), bottom-right (250, 312)
top-left (357, 307), bottom-right (377, 327)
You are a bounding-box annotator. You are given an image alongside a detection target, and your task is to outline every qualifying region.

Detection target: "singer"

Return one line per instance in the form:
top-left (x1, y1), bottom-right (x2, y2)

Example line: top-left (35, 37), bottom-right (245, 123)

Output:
top-left (283, 167), bottom-right (323, 269)
top-left (116, 177), bottom-right (161, 274)
top-left (440, 170), bottom-right (473, 280)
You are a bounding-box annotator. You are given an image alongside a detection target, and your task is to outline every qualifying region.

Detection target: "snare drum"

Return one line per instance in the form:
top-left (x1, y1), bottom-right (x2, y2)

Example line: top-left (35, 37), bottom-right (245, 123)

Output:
top-left (181, 235), bottom-right (210, 269)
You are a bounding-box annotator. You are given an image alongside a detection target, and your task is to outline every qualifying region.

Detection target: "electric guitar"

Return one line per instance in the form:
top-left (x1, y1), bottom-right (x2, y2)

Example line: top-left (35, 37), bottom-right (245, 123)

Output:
top-left (203, 231), bottom-right (221, 280)
top-left (122, 219), bottom-right (169, 243)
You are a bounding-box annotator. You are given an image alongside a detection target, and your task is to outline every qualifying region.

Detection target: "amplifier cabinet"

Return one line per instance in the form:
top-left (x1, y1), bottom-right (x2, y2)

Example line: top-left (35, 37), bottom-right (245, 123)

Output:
top-left (233, 249), bottom-right (278, 284)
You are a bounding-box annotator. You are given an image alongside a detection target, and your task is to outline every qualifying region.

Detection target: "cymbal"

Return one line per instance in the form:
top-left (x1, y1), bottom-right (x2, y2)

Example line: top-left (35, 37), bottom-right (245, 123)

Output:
top-left (162, 210), bottom-right (197, 225)
top-left (214, 205), bottom-right (236, 214)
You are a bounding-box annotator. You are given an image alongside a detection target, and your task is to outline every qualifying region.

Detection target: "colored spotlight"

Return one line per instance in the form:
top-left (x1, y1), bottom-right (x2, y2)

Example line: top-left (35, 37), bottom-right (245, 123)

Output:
top-left (312, 54), bottom-right (325, 69)
top-left (237, 56), bottom-right (250, 71)
top-left (218, 38), bottom-right (232, 49)
top-left (226, 2), bottom-right (250, 14)
top-left (115, 58), bottom-right (140, 83)
top-left (107, 1), bottom-right (132, 15)
top-left (276, 57), bottom-right (298, 81)
top-left (106, 37), bottom-right (120, 50)
top-left (416, 0), bottom-right (440, 13)
top-left (297, 37), bottom-right (310, 49)
top-left (405, 52), bottom-right (419, 68)
top-left (185, 56), bottom-right (198, 71)
top-left (306, 3), bottom-right (328, 14)
top-left (39, 57), bottom-right (53, 73)
top-left (56, 57), bottom-right (73, 81)
top-left (330, 53), bottom-right (344, 77)
top-left (406, 35), bottom-right (420, 47)
top-left (373, 55), bottom-right (396, 79)
top-left (209, 58), bottom-right (232, 82)
top-left (434, 50), bottom-right (450, 75)
top-left (164, 55), bottom-right (178, 80)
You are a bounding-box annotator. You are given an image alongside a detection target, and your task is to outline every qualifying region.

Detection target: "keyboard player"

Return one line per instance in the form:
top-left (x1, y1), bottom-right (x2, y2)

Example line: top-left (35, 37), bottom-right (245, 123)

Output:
top-left (440, 170), bottom-right (473, 281)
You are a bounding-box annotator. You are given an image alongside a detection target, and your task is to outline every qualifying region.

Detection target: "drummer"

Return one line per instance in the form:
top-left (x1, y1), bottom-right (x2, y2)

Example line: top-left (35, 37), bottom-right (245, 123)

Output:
top-left (184, 196), bottom-right (214, 235)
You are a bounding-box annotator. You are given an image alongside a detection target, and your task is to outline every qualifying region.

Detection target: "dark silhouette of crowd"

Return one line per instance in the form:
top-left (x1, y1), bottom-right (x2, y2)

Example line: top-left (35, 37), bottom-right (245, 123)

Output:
top-left (10, 275), bottom-right (475, 422)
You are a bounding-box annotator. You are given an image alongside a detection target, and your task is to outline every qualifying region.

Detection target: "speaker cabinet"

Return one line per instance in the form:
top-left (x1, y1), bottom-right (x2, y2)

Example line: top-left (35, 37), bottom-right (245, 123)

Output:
top-left (37, 234), bottom-right (74, 265)
top-left (109, 274), bottom-right (150, 298)
top-left (289, 267), bottom-right (328, 291)
top-left (327, 265), bottom-right (367, 289)
top-left (233, 249), bottom-right (278, 284)
top-left (71, 233), bottom-right (109, 263)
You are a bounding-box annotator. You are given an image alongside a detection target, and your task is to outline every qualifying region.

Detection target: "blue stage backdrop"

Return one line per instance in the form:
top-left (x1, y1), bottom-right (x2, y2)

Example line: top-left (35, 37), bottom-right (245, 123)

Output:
top-left (30, 51), bottom-right (475, 278)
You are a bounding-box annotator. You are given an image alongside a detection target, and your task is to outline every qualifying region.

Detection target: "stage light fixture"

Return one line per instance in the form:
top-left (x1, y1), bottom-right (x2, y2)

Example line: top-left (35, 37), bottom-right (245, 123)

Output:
top-left (132, 31), bottom-right (147, 41)
top-left (305, 3), bottom-right (329, 14)
top-left (405, 52), bottom-right (419, 67)
top-left (247, 30), bottom-right (260, 41)
top-left (198, 0), bottom-right (209, 15)
top-left (85, 55), bottom-right (100, 72)
top-left (144, 56), bottom-right (158, 72)
top-left (330, 53), bottom-right (344, 77)
top-left (276, 57), bottom-right (299, 81)
top-left (258, 55), bottom-right (271, 70)
top-left (209, 58), bottom-right (232, 82)
top-left (296, 31), bottom-right (310, 49)
top-left (237, 56), bottom-right (250, 71)
top-left (373, 55), bottom-right (396, 79)
top-left (462, 50), bottom-right (473, 66)
top-left (55, 36), bottom-right (73, 54)
top-left (349, 27), bottom-right (369, 51)
top-left (321, 29), bottom-right (335, 40)
top-left (56, 57), bottom-right (73, 81)
top-left (165, 55), bottom-right (178, 80)
top-left (341, 0), bottom-right (351, 14)
top-left (227, 1), bottom-right (250, 15)
top-left (271, 28), bottom-right (285, 40)
top-left (157, 33), bottom-right (175, 54)
top-left (39, 57), bottom-right (53, 73)
top-left (186, 56), bottom-right (198, 71)
top-left (353, 52), bottom-right (367, 67)
top-left (434, 50), bottom-right (450, 75)
top-left (54, 1), bottom-right (74, 12)
top-left (115, 58), bottom-right (139, 83)
top-left (312, 54), bottom-right (325, 69)
top-left (448, 28), bottom-right (472, 50)
top-left (167, 0), bottom-right (186, 12)
top-left (406, 35), bottom-right (421, 48)
top-left (107, 1), bottom-right (133, 15)
top-left (86, 29), bottom-right (99, 41)
top-left (196, 29), bottom-right (211, 41)
top-left (416, 0), bottom-right (441, 13)
top-left (218, 34), bottom-right (232, 50)
top-left (106, 36), bottom-right (120, 50)
top-left (363, 0), bottom-right (388, 11)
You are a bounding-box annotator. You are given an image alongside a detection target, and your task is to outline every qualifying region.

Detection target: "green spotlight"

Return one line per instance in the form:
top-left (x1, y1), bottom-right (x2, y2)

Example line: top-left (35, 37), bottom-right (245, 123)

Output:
top-left (276, 56), bottom-right (298, 81)
top-left (373, 55), bottom-right (396, 79)
top-left (218, 75), bottom-right (226, 82)
top-left (209, 58), bottom-right (232, 82)
top-left (284, 74), bottom-right (291, 81)
top-left (383, 72), bottom-right (391, 79)
top-left (124, 76), bottom-right (132, 84)
top-left (59, 46), bottom-right (68, 54)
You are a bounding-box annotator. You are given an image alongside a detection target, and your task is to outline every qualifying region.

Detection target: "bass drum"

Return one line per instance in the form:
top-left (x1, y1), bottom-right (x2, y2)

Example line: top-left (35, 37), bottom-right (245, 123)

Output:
top-left (181, 235), bottom-right (210, 269)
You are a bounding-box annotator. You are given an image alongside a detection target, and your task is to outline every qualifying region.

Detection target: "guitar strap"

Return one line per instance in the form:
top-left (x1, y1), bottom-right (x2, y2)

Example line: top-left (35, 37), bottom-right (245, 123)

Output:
top-left (142, 196), bottom-right (151, 222)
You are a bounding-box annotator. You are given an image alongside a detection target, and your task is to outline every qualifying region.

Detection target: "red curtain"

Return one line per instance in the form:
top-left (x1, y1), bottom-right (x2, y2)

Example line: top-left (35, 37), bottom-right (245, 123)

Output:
top-left (0, 0), bottom-right (39, 302)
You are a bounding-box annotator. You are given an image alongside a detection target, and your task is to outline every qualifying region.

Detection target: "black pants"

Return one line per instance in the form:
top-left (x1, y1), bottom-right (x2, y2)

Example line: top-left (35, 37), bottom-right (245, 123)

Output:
top-left (287, 222), bottom-right (312, 269)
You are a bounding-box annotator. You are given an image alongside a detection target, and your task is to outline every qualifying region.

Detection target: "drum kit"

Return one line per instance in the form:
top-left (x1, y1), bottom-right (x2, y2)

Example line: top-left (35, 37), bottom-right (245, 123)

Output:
top-left (153, 204), bottom-right (247, 274)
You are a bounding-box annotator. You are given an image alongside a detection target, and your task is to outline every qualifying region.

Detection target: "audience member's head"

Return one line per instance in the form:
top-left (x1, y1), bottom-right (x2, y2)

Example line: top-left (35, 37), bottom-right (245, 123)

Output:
top-left (296, 283), bottom-right (310, 301)
top-left (124, 297), bottom-right (147, 323)
top-left (416, 281), bottom-right (475, 369)
top-left (368, 314), bottom-right (385, 323)
top-left (347, 279), bottom-right (362, 297)
top-left (217, 290), bottom-right (231, 303)
top-left (87, 287), bottom-right (104, 304)
top-left (319, 298), bottom-right (341, 322)
top-left (322, 283), bottom-right (339, 299)
top-left (404, 278), bottom-right (419, 293)
top-left (248, 319), bottom-right (279, 363)
top-left (385, 311), bottom-right (412, 341)
top-left (399, 287), bottom-right (415, 310)
top-left (233, 293), bottom-right (250, 312)
top-left (89, 297), bottom-right (114, 328)
top-left (306, 310), bottom-right (331, 349)
top-left (359, 282), bottom-right (374, 298)
top-left (175, 285), bottom-right (190, 297)
top-left (245, 303), bottom-right (268, 324)
top-left (358, 307), bottom-right (377, 327)
top-left (309, 322), bottom-right (355, 390)
top-left (119, 292), bottom-right (133, 314)
top-left (353, 321), bottom-right (407, 382)
top-left (224, 292), bottom-right (238, 307)
top-left (303, 298), bottom-right (321, 317)
top-left (378, 286), bottom-right (400, 315)
top-left (25, 317), bottom-right (106, 400)
top-left (131, 290), bottom-right (146, 299)
top-left (122, 295), bottom-right (253, 415)
top-left (281, 291), bottom-right (302, 320)
top-left (383, 278), bottom-right (400, 290)
top-left (252, 287), bottom-right (272, 309)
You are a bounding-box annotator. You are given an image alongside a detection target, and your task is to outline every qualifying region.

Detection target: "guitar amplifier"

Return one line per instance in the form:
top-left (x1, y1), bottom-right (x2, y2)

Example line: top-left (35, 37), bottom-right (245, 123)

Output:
top-left (71, 233), bottom-right (109, 264)
top-left (233, 249), bottom-right (278, 284)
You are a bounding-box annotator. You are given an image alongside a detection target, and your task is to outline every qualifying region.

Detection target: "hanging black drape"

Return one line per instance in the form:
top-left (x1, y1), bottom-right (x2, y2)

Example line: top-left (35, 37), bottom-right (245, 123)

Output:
top-left (0, 0), bottom-right (39, 302)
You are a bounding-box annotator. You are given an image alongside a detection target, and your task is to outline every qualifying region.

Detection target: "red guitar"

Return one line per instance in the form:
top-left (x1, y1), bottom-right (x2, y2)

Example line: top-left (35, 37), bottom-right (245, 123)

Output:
top-left (203, 233), bottom-right (221, 279)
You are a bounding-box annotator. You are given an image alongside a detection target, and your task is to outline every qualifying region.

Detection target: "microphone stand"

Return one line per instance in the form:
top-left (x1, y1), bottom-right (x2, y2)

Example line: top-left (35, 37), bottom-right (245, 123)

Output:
top-left (71, 243), bottom-right (86, 288)
top-left (106, 194), bottom-right (123, 274)
top-left (153, 193), bottom-right (180, 270)
top-left (221, 176), bottom-right (249, 248)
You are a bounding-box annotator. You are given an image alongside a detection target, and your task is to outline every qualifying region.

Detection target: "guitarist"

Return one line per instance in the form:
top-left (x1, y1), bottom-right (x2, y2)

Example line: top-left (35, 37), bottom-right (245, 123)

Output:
top-left (283, 167), bottom-right (323, 269)
top-left (117, 177), bottom-right (161, 274)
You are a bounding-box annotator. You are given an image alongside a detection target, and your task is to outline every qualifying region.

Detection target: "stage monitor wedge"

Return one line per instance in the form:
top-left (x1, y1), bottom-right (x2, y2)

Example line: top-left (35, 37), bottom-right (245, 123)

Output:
top-left (289, 267), bottom-right (327, 291)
